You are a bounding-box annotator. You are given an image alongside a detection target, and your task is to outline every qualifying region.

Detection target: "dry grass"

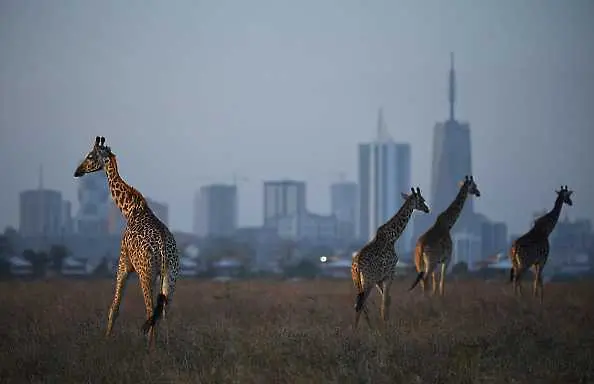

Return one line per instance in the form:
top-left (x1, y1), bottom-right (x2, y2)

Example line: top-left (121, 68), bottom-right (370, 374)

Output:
top-left (1, 278), bottom-right (593, 383)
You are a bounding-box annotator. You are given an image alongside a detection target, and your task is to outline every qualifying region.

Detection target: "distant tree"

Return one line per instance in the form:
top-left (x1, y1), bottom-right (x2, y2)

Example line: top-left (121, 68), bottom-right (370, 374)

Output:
top-left (284, 259), bottom-right (320, 279)
top-left (22, 249), bottom-right (48, 277)
top-left (92, 256), bottom-right (112, 278)
top-left (451, 261), bottom-right (469, 276)
top-left (0, 258), bottom-right (9, 278)
top-left (49, 245), bottom-right (69, 275)
top-left (0, 235), bottom-right (12, 259)
top-left (305, 245), bottom-right (335, 261)
top-left (278, 240), bottom-right (298, 269)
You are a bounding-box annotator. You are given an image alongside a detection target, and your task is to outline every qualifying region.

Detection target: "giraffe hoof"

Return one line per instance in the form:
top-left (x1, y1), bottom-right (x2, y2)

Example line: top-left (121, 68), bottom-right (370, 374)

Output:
top-left (141, 320), bottom-right (153, 335)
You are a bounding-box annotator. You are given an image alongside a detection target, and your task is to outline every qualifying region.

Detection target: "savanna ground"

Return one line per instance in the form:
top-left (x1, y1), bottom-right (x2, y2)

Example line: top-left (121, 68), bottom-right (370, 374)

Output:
top-left (1, 278), bottom-right (594, 384)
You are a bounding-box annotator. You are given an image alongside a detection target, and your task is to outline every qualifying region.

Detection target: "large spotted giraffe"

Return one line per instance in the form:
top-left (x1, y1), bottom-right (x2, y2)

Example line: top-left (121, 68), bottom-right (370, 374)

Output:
top-left (409, 175), bottom-right (480, 296)
top-left (352, 187), bottom-right (430, 329)
top-left (74, 136), bottom-right (179, 347)
top-left (509, 185), bottom-right (573, 303)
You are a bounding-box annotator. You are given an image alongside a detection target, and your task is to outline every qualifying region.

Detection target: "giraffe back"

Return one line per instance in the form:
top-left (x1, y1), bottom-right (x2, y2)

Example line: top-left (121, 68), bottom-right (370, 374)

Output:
top-left (510, 230), bottom-right (550, 269)
top-left (352, 238), bottom-right (397, 292)
top-left (122, 206), bottom-right (178, 277)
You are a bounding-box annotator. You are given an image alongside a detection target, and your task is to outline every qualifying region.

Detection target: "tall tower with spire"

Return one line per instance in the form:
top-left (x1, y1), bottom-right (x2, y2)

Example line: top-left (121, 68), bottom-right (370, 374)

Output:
top-left (412, 52), bottom-right (475, 248)
top-left (449, 52), bottom-right (456, 121)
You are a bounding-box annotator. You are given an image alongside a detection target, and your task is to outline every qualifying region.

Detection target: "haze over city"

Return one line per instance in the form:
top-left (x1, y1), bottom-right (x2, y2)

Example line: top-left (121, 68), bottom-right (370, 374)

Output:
top-left (1, 0), bottom-right (593, 235)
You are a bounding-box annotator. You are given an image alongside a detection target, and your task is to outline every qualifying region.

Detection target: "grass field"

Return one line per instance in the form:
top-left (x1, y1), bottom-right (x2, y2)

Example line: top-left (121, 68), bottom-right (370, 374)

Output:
top-left (1, 278), bottom-right (593, 383)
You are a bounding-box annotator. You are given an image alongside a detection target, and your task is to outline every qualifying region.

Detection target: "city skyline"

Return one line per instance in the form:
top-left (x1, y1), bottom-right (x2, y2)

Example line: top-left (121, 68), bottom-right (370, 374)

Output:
top-left (1, 1), bottom-right (593, 236)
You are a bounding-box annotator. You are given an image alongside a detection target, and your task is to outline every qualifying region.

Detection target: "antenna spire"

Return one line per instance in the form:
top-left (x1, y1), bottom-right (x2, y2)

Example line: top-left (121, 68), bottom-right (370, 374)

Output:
top-left (38, 164), bottom-right (44, 190)
top-left (376, 107), bottom-right (391, 142)
top-left (449, 52), bottom-right (456, 121)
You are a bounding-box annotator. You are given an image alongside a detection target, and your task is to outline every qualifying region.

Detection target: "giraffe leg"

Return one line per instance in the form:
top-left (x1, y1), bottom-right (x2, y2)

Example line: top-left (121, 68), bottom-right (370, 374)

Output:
top-left (532, 265), bottom-right (539, 299)
top-left (380, 279), bottom-right (392, 325)
top-left (159, 274), bottom-right (170, 346)
top-left (419, 276), bottom-right (425, 293)
top-left (139, 271), bottom-right (156, 349)
top-left (423, 262), bottom-right (437, 297)
top-left (354, 286), bottom-right (373, 330)
top-left (439, 260), bottom-right (450, 297)
top-left (514, 267), bottom-right (526, 297)
top-left (534, 265), bottom-right (545, 304)
top-left (422, 255), bottom-right (434, 296)
top-left (162, 267), bottom-right (177, 346)
top-left (431, 271), bottom-right (437, 296)
top-left (106, 250), bottom-right (131, 337)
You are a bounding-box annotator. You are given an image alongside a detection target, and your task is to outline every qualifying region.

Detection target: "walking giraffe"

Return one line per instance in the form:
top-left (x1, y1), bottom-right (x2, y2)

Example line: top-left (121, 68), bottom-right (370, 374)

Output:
top-left (509, 185), bottom-right (573, 303)
top-left (74, 136), bottom-right (180, 348)
top-left (352, 187), bottom-right (430, 329)
top-left (409, 175), bottom-right (480, 296)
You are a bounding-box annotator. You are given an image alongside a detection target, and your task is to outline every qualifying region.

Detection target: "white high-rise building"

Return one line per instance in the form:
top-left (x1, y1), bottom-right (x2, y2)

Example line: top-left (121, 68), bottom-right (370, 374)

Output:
top-left (358, 108), bottom-right (413, 252)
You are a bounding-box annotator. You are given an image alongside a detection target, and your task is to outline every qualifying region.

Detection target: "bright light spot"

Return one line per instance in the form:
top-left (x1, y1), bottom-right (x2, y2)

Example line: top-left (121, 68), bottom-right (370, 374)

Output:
top-left (320, 256), bottom-right (327, 263)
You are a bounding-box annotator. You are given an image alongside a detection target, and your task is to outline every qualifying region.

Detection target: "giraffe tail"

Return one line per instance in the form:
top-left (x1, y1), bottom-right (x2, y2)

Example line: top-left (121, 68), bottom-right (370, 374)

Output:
top-left (409, 241), bottom-right (425, 291)
top-left (409, 271), bottom-right (425, 291)
top-left (508, 243), bottom-right (516, 283)
top-left (141, 247), bottom-right (171, 335)
top-left (141, 294), bottom-right (168, 335)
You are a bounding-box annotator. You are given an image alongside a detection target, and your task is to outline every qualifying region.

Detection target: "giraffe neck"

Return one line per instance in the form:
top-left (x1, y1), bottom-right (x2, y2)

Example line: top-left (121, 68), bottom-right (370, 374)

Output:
top-left (377, 198), bottom-right (415, 242)
top-left (436, 185), bottom-right (469, 231)
top-left (104, 155), bottom-right (147, 221)
top-left (533, 195), bottom-right (564, 237)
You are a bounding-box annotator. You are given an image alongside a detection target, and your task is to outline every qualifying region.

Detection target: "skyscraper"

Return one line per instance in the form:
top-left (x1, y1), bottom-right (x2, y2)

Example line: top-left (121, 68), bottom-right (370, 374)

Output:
top-left (413, 53), bottom-right (475, 248)
top-left (358, 109), bottom-right (412, 252)
top-left (431, 53), bottom-right (473, 216)
top-left (19, 189), bottom-right (64, 237)
top-left (193, 184), bottom-right (238, 238)
top-left (263, 180), bottom-right (306, 229)
top-left (330, 181), bottom-right (358, 241)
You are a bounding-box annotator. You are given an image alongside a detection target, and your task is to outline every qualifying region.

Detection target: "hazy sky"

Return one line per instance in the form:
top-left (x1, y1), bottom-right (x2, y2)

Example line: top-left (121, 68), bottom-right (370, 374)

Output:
top-left (1, 0), bottom-right (593, 235)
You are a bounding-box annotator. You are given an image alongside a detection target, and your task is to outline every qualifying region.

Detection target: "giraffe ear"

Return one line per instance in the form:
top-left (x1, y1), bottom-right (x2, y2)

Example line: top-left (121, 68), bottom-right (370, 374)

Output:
top-left (401, 192), bottom-right (409, 200)
top-left (458, 180), bottom-right (465, 188)
top-left (568, 191), bottom-right (573, 196)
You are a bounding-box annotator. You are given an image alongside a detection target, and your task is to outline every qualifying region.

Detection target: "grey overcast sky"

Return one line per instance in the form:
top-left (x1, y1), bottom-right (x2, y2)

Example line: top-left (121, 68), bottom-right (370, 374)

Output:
top-left (1, 0), bottom-right (593, 235)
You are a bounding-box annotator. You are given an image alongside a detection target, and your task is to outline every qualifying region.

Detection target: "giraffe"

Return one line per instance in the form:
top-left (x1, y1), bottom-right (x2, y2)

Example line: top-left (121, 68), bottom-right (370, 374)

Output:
top-left (409, 175), bottom-right (480, 297)
top-left (352, 187), bottom-right (430, 329)
top-left (74, 136), bottom-right (180, 348)
top-left (509, 185), bottom-right (573, 303)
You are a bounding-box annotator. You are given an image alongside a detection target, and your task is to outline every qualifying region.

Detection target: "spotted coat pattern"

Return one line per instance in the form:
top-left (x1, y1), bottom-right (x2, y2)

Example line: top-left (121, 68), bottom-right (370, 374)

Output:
top-left (352, 187), bottom-right (430, 329)
top-left (509, 186), bottom-right (573, 302)
top-left (74, 137), bottom-right (180, 347)
top-left (410, 175), bottom-right (480, 297)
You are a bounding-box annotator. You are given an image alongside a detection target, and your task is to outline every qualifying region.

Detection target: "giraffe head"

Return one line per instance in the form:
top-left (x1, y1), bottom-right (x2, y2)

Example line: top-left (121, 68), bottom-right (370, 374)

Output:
top-left (458, 175), bottom-right (481, 197)
top-left (400, 187), bottom-right (430, 213)
top-left (73, 136), bottom-right (114, 178)
top-left (555, 185), bottom-right (573, 206)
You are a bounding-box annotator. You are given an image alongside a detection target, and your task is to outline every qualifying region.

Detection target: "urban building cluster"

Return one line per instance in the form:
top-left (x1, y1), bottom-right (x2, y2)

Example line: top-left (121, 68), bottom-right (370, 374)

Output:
top-left (4, 54), bottom-right (593, 280)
